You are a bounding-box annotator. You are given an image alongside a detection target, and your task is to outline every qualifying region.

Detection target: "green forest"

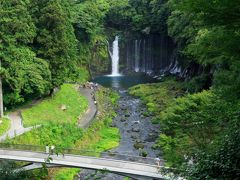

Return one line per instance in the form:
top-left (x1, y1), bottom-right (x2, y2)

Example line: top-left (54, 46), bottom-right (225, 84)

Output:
top-left (0, 0), bottom-right (239, 179)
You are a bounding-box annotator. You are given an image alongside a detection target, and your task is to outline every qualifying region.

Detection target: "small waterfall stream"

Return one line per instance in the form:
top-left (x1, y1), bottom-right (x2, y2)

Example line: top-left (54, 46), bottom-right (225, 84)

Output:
top-left (134, 40), bottom-right (141, 72)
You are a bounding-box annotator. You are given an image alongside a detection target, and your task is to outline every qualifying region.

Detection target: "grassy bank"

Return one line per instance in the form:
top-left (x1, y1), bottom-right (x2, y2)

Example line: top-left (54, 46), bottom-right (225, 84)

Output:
top-left (22, 84), bottom-right (88, 127)
top-left (0, 118), bottom-right (10, 136)
top-left (52, 87), bottom-right (120, 179)
top-left (5, 85), bottom-right (120, 179)
top-left (129, 78), bottom-right (184, 123)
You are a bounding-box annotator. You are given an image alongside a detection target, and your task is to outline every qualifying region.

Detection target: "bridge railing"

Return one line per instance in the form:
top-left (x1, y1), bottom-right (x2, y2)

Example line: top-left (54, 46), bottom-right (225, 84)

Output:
top-left (0, 143), bottom-right (164, 166)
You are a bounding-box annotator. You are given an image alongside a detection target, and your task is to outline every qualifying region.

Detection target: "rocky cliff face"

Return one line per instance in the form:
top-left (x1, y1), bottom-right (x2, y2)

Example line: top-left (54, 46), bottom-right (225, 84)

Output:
top-left (118, 34), bottom-right (183, 76)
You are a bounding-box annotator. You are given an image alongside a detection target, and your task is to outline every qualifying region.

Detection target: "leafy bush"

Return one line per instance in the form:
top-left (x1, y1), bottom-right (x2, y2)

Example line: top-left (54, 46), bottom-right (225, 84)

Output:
top-left (54, 168), bottom-right (80, 180)
top-left (157, 90), bottom-right (240, 169)
top-left (6, 122), bottom-right (83, 149)
top-left (185, 121), bottom-right (240, 179)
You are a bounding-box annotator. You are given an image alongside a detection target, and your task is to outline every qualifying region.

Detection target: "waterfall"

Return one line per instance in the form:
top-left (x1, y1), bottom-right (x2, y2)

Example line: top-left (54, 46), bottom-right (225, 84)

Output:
top-left (110, 36), bottom-right (120, 76)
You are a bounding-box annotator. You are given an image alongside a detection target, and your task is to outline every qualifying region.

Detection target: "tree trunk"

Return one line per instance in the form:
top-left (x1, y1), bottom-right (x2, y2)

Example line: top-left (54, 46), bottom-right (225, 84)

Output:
top-left (0, 60), bottom-right (3, 118)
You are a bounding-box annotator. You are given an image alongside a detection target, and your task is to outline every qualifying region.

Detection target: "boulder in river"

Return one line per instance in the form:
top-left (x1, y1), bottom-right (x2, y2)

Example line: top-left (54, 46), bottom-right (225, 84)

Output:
top-left (125, 114), bottom-right (130, 117)
top-left (130, 133), bottom-right (140, 139)
top-left (121, 106), bottom-right (127, 111)
top-left (145, 133), bottom-right (158, 142)
top-left (110, 122), bottom-right (117, 127)
top-left (136, 138), bottom-right (142, 143)
top-left (132, 127), bottom-right (140, 132)
top-left (134, 143), bottom-right (144, 149)
top-left (120, 118), bottom-right (126, 122)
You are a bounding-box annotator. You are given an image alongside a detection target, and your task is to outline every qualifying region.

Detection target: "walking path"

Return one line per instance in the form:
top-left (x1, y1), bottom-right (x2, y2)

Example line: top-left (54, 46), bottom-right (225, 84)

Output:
top-left (0, 112), bottom-right (40, 142)
top-left (78, 87), bottom-right (97, 128)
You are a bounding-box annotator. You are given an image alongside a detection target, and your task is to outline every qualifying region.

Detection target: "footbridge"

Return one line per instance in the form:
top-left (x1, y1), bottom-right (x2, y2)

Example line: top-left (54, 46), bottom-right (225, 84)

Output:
top-left (0, 144), bottom-right (167, 179)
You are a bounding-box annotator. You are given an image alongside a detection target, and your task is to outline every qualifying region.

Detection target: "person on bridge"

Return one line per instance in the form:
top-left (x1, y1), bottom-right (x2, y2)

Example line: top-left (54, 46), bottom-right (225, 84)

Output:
top-left (155, 157), bottom-right (161, 168)
top-left (51, 145), bottom-right (55, 155)
top-left (45, 145), bottom-right (49, 154)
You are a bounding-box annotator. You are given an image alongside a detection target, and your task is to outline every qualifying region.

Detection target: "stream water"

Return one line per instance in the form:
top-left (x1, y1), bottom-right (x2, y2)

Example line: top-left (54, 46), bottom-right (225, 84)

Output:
top-left (78, 74), bottom-right (161, 179)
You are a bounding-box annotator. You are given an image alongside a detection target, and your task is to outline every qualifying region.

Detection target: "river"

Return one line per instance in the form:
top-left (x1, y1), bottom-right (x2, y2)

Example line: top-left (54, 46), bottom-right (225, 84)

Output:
top-left (79, 74), bottom-right (161, 179)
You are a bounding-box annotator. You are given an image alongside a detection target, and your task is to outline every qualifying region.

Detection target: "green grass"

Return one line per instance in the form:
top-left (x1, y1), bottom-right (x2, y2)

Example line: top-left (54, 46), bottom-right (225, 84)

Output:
top-left (6, 123), bottom-right (83, 148)
top-left (0, 118), bottom-right (10, 136)
top-left (54, 168), bottom-right (80, 180)
top-left (84, 127), bottom-right (120, 153)
top-left (129, 78), bottom-right (184, 123)
top-left (22, 84), bottom-right (88, 127)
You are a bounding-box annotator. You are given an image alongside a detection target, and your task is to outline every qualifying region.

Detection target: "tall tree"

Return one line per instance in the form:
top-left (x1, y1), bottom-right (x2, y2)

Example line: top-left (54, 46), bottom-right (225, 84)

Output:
top-left (31, 0), bottom-right (79, 87)
top-left (0, 0), bottom-right (51, 107)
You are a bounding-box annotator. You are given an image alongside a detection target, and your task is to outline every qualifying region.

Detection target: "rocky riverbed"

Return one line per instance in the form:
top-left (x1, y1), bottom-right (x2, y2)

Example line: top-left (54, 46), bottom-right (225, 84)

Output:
top-left (79, 89), bottom-right (161, 180)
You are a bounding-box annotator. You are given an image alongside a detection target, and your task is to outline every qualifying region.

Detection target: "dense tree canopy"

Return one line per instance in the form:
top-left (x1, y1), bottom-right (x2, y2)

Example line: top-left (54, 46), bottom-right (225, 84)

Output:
top-left (0, 0), bottom-right (51, 106)
top-left (0, 0), bottom-right (111, 107)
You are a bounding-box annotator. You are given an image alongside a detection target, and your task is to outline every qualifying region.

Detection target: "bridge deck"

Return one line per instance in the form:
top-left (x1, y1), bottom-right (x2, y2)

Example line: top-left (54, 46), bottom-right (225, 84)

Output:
top-left (0, 149), bottom-right (164, 179)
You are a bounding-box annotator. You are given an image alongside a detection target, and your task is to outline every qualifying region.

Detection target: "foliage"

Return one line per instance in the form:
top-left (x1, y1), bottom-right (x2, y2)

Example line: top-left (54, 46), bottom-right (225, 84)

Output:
top-left (65, 66), bottom-right (89, 83)
top-left (72, 0), bottom-right (111, 75)
top-left (0, 0), bottom-right (52, 107)
top-left (156, 90), bottom-right (240, 173)
top-left (83, 127), bottom-right (119, 153)
top-left (30, 0), bottom-right (79, 86)
top-left (106, 0), bottom-right (169, 34)
top-left (106, 0), bottom-right (135, 30)
top-left (185, 121), bottom-right (240, 179)
top-left (0, 0), bottom-right (126, 108)
top-left (54, 168), bottom-right (80, 180)
top-left (0, 118), bottom-right (10, 136)
top-left (161, 1), bottom-right (240, 176)
top-left (0, 161), bottom-right (33, 180)
top-left (168, 0), bottom-right (240, 99)
top-left (22, 84), bottom-right (88, 127)
top-left (7, 122), bottom-right (83, 148)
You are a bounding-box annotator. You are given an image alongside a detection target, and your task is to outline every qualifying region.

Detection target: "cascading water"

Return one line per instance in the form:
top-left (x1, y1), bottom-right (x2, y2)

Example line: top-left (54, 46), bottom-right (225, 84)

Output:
top-left (134, 40), bottom-right (141, 72)
top-left (110, 36), bottom-right (121, 76)
top-left (122, 34), bottom-right (181, 75)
